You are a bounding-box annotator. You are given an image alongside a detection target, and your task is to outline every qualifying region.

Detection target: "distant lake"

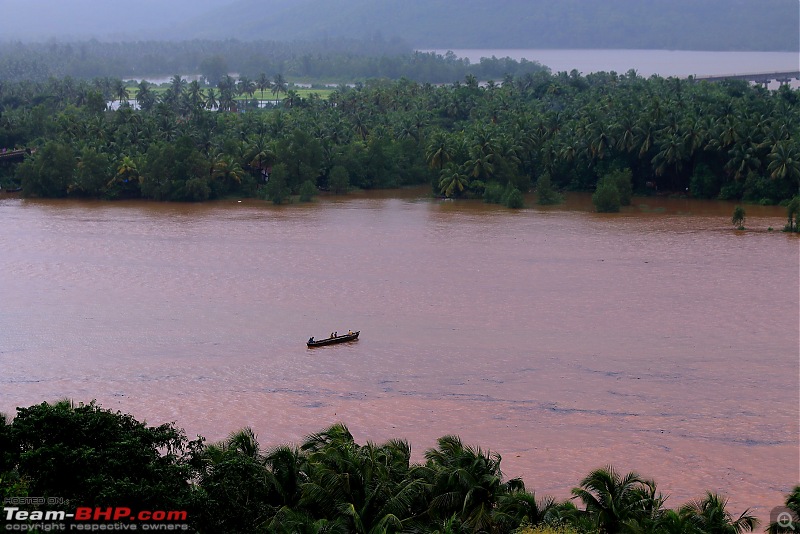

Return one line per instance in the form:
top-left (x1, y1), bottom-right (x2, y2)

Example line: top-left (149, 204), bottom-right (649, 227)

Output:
top-left (423, 49), bottom-right (800, 88)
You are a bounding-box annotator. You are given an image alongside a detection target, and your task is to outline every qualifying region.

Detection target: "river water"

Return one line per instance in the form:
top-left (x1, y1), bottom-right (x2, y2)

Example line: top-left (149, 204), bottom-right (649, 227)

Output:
top-left (424, 49), bottom-right (800, 89)
top-left (0, 190), bottom-right (797, 520)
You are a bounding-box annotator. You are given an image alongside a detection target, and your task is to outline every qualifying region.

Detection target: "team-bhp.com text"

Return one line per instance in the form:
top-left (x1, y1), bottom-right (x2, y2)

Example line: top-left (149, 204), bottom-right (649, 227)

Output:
top-left (4, 507), bottom-right (190, 531)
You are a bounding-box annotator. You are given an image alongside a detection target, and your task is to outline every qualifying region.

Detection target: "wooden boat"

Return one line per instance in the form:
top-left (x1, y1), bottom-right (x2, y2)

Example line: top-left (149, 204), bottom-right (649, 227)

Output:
top-left (307, 331), bottom-right (359, 347)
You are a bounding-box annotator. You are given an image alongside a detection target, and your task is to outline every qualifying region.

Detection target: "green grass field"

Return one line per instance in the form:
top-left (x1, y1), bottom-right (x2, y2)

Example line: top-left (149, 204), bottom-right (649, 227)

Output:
top-left (121, 85), bottom-right (333, 103)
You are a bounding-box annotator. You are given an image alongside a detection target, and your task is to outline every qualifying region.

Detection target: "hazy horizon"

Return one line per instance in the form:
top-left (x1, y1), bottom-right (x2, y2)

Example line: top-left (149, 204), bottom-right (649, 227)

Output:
top-left (0, 0), bottom-right (226, 41)
top-left (1, 0), bottom-right (797, 51)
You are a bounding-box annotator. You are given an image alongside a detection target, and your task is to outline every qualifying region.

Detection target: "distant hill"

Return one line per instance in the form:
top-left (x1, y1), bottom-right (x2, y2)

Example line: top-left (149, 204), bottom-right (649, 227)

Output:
top-left (175, 0), bottom-right (799, 51)
top-left (1, 0), bottom-right (797, 52)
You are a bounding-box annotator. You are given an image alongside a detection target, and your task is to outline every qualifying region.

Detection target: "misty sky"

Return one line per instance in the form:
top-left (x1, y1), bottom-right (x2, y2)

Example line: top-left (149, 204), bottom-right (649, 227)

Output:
top-left (1, 0), bottom-right (796, 51)
top-left (0, 0), bottom-right (229, 41)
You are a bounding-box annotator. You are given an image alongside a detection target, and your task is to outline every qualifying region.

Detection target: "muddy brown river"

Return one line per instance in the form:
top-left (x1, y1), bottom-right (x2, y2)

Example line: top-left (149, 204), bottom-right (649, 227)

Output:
top-left (1, 189), bottom-right (797, 520)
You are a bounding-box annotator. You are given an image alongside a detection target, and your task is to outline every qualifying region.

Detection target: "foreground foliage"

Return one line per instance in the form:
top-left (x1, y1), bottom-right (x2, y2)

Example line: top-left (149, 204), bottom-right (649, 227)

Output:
top-left (0, 400), bottom-right (796, 533)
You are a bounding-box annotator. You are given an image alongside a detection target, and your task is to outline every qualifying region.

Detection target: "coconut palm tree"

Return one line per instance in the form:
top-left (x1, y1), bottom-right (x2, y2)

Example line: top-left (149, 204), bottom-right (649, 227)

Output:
top-left (494, 490), bottom-right (559, 532)
top-left (218, 88), bottom-right (236, 113)
top-left (204, 88), bottom-right (218, 111)
top-left (236, 76), bottom-right (254, 99)
top-left (283, 89), bottom-right (300, 109)
top-left (135, 80), bottom-right (154, 112)
top-left (438, 164), bottom-right (469, 198)
top-left (680, 492), bottom-right (758, 534)
top-left (186, 80), bottom-right (204, 112)
top-left (272, 74), bottom-right (288, 105)
top-left (211, 154), bottom-right (246, 189)
top-left (571, 466), bottom-right (663, 534)
top-left (652, 133), bottom-right (688, 189)
top-left (767, 141), bottom-right (800, 192)
top-left (113, 79), bottom-right (129, 107)
top-left (196, 428), bottom-right (275, 533)
top-left (169, 75), bottom-right (187, 99)
top-left (298, 424), bottom-right (421, 533)
top-left (256, 72), bottom-right (271, 106)
top-left (725, 143), bottom-right (761, 181)
top-left (422, 434), bottom-right (522, 533)
top-left (426, 130), bottom-right (454, 171)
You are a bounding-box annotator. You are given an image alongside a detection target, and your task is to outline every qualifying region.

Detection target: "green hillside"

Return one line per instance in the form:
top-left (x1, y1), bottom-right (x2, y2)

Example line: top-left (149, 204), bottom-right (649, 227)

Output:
top-left (178, 0), bottom-right (799, 51)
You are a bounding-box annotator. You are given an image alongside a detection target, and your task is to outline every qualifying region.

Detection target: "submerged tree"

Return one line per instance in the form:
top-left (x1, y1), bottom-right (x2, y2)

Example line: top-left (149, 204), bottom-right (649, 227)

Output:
top-left (731, 205), bottom-right (746, 229)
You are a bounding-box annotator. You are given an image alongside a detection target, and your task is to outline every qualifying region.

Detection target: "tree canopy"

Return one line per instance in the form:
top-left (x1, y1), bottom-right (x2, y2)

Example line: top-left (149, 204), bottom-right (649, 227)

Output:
top-left (2, 70), bottom-right (798, 209)
top-left (1, 400), bottom-right (792, 533)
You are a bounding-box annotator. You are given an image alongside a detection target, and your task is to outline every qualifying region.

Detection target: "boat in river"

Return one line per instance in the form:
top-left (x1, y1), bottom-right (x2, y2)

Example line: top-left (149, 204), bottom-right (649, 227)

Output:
top-left (307, 331), bottom-right (359, 347)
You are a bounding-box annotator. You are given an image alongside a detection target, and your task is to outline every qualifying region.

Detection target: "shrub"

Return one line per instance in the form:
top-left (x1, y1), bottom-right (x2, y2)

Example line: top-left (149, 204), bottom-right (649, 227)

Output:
top-left (592, 179), bottom-right (620, 212)
top-left (689, 164), bottom-right (719, 199)
top-left (732, 205), bottom-right (746, 229)
top-left (536, 172), bottom-right (563, 205)
top-left (265, 164), bottom-right (291, 204)
top-left (504, 185), bottom-right (525, 209)
top-left (329, 165), bottom-right (350, 195)
top-left (7, 400), bottom-right (200, 510)
top-left (298, 179), bottom-right (316, 202)
top-left (605, 168), bottom-right (633, 206)
top-left (483, 182), bottom-right (504, 204)
top-left (785, 196), bottom-right (800, 232)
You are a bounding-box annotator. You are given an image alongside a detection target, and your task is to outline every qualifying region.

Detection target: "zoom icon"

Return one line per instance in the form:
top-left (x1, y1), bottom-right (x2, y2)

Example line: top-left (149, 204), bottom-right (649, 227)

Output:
top-left (772, 506), bottom-right (797, 531)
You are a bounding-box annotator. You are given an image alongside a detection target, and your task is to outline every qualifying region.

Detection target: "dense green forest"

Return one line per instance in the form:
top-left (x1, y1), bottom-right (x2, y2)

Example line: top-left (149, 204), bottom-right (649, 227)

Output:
top-left (2, 69), bottom-right (799, 223)
top-left (1, 400), bottom-right (797, 533)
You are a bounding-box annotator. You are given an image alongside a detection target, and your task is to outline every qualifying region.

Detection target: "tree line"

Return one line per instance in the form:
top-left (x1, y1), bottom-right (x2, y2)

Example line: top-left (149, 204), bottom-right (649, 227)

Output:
top-left (1, 400), bottom-right (797, 533)
top-left (1, 69), bottom-right (799, 222)
top-left (0, 39), bottom-right (546, 85)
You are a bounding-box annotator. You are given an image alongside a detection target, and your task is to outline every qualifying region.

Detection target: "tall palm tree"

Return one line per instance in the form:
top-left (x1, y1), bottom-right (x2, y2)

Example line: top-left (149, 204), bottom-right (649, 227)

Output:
top-left (237, 76), bottom-right (255, 100)
top-left (256, 72), bottom-right (271, 106)
top-left (169, 75), bottom-right (187, 98)
top-left (652, 133), bottom-right (688, 189)
top-left (218, 88), bottom-right (236, 113)
top-left (283, 89), bottom-right (300, 109)
top-left (204, 88), bottom-right (218, 110)
top-left (186, 80), bottom-right (204, 113)
top-left (135, 80), bottom-right (154, 112)
top-left (113, 79), bottom-right (129, 107)
top-left (272, 74), bottom-right (288, 105)
top-left (426, 130), bottom-right (453, 171)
